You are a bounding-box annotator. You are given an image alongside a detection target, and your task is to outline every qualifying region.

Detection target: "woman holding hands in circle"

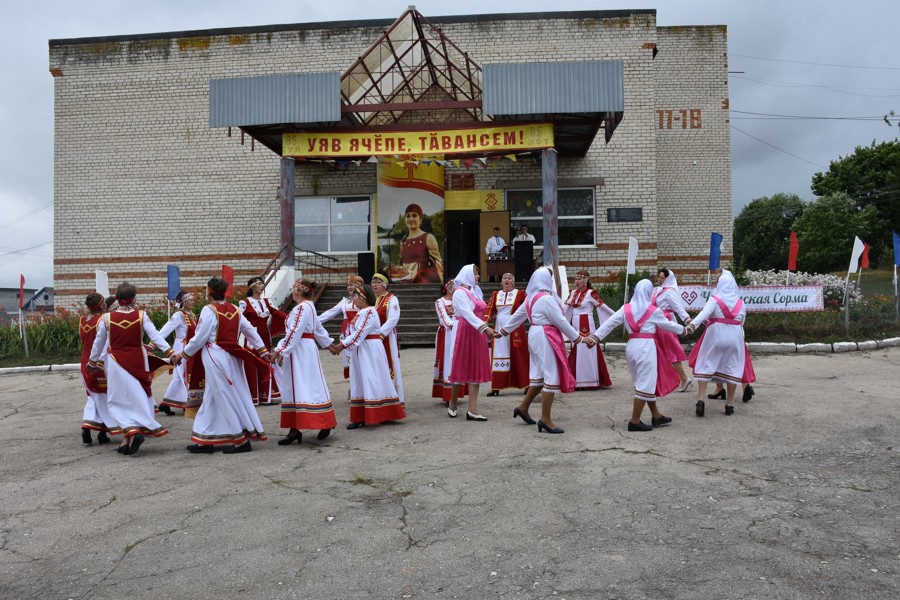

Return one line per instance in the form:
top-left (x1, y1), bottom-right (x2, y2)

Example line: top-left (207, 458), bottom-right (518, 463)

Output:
top-left (447, 264), bottom-right (497, 421)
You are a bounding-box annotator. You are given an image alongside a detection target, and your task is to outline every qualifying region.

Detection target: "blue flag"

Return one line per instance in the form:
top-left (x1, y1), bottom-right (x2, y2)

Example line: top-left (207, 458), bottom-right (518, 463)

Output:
top-left (166, 265), bottom-right (181, 301)
top-left (894, 230), bottom-right (900, 266)
top-left (709, 232), bottom-right (723, 270)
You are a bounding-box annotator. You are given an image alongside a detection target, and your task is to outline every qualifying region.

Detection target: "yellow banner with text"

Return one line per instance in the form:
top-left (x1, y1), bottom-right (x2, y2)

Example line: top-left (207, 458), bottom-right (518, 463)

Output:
top-left (283, 124), bottom-right (554, 158)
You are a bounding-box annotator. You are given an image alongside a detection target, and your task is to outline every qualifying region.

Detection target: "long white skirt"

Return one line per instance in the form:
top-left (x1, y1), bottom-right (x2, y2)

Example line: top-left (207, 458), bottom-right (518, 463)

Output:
top-left (161, 338), bottom-right (187, 407)
top-left (693, 323), bottom-right (745, 384)
top-left (349, 340), bottom-right (405, 424)
top-left (527, 327), bottom-right (562, 393)
top-left (385, 331), bottom-right (405, 404)
top-left (81, 370), bottom-right (118, 433)
top-left (191, 345), bottom-right (266, 445)
top-left (273, 340), bottom-right (337, 430)
top-left (625, 338), bottom-right (659, 401)
top-left (105, 357), bottom-right (167, 438)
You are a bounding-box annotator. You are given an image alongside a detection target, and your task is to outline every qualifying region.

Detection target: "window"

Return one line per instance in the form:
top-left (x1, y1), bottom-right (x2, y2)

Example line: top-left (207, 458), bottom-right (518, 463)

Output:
top-left (295, 195), bottom-right (372, 253)
top-left (607, 207), bottom-right (643, 222)
top-left (505, 188), bottom-right (595, 247)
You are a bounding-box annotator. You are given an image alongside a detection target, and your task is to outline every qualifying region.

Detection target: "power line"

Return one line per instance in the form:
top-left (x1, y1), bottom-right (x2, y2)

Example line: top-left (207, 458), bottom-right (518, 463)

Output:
top-left (0, 202), bottom-right (52, 231)
top-left (731, 110), bottom-right (886, 121)
top-left (730, 125), bottom-right (826, 169)
top-left (731, 75), bottom-right (900, 98)
top-left (730, 52), bottom-right (900, 70)
top-left (0, 241), bottom-right (53, 258)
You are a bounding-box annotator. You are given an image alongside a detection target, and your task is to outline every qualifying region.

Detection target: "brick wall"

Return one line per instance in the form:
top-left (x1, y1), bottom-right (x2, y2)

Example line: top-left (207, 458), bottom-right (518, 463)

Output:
top-left (654, 25), bottom-right (732, 282)
top-left (49, 10), bottom-right (730, 307)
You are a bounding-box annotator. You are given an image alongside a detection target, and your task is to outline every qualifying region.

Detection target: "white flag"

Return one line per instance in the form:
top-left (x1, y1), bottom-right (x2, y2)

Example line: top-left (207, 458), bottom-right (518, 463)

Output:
top-left (95, 270), bottom-right (109, 296)
top-left (848, 236), bottom-right (865, 275)
top-left (626, 236), bottom-right (639, 275)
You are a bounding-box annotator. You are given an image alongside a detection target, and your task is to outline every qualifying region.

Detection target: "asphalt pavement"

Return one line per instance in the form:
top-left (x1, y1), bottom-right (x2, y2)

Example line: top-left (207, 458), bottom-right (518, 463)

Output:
top-left (1, 346), bottom-right (898, 599)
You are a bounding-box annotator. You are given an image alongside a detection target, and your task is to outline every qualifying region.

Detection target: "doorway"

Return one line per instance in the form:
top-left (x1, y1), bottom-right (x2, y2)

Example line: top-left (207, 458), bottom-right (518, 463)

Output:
top-left (444, 210), bottom-right (481, 280)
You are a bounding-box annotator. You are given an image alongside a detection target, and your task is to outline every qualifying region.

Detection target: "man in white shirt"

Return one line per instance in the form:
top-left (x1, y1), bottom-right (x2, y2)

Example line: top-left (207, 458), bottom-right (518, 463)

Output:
top-left (485, 227), bottom-right (507, 256)
top-left (513, 224), bottom-right (536, 244)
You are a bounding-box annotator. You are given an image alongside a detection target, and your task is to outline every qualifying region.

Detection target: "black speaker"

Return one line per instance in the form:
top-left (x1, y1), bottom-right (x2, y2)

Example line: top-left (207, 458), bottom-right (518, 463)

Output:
top-left (357, 252), bottom-right (375, 282)
top-left (514, 241), bottom-right (534, 282)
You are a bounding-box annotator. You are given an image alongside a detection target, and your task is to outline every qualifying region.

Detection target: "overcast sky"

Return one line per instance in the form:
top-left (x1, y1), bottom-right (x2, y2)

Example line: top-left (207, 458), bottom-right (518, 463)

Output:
top-left (1, 0), bottom-right (898, 290)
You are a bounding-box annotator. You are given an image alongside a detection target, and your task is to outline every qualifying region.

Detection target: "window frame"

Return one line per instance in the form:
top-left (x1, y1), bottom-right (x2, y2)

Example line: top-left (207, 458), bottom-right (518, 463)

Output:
top-left (504, 187), bottom-right (596, 249)
top-left (294, 194), bottom-right (374, 254)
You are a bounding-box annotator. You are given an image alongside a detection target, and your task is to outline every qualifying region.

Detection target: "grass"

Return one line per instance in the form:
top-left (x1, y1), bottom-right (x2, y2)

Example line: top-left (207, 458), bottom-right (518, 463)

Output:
top-left (0, 352), bottom-right (81, 369)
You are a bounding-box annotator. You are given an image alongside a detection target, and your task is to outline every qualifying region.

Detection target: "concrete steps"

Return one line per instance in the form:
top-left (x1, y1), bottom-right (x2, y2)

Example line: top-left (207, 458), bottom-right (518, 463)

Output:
top-left (314, 282), bottom-right (503, 348)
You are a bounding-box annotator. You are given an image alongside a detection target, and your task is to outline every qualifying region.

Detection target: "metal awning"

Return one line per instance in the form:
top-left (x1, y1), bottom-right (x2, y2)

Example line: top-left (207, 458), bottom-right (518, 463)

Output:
top-left (483, 61), bottom-right (625, 154)
top-left (208, 12), bottom-right (626, 156)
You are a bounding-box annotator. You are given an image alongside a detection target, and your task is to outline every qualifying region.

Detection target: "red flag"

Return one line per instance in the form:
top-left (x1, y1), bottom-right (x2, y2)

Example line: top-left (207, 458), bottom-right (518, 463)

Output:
top-left (222, 265), bottom-right (234, 299)
top-left (860, 242), bottom-right (870, 269)
top-left (787, 231), bottom-right (799, 271)
top-left (18, 274), bottom-right (25, 309)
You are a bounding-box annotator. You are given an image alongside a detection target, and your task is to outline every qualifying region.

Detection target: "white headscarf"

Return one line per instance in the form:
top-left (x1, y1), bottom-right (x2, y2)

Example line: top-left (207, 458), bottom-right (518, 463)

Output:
top-left (658, 269), bottom-right (678, 289)
top-left (525, 267), bottom-right (564, 309)
top-left (453, 264), bottom-right (483, 301)
top-left (629, 279), bottom-right (654, 321)
top-left (713, 269), bottom-right (740, 309)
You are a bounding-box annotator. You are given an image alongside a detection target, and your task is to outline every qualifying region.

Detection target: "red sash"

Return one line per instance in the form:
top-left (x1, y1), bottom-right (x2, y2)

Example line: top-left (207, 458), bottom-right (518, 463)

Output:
top-left (526, 292), bottom-right (575, 393)
top-left (624, 305), bottom-right (679, 397)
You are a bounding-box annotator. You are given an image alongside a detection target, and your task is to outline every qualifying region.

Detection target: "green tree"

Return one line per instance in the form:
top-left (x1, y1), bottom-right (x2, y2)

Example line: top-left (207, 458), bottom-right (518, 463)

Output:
top-left (734, 193), bottom-right (805, 271)
top-left (810, 139), bottom-right (900, 250)
top-left (792, 193), bottom-right (884, 273)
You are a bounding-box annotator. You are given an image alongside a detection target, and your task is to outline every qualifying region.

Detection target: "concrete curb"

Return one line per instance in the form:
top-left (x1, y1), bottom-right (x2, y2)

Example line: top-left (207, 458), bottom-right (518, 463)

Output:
top-left (0, 363), bottom-right (80, 375)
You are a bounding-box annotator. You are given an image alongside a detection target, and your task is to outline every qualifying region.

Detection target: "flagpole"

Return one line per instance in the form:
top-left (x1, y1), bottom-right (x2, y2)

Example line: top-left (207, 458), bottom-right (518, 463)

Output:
top-left (843, 272), bottom-right (851, 330)
top-left (894, 264), bottom-right (898, 322)
top-left (19, 311), bottom-right (30, 357)
top-left (855, 266), bottom-right (863, 292)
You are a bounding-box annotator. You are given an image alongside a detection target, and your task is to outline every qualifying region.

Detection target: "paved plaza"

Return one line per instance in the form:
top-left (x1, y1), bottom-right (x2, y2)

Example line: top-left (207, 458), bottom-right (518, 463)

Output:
top-left (1, 347), bottom-right (898, 599)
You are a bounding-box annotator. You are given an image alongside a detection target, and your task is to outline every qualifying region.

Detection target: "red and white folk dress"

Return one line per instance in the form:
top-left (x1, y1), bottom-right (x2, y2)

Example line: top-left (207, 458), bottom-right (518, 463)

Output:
top-left (341, 307), bottom-right (406, 425)
top-left (79, 312), bottom-right (119, 435)
top-left (89, 309), bottom-right (172, 439)
top-left (483, 288), bottom-right (530, 391)
top-left (563, 287), bottom-right (614, 389)
top-left (239, 296), bottom-right (288, 404)
top-left (274, 300), bottom-right (338, 431)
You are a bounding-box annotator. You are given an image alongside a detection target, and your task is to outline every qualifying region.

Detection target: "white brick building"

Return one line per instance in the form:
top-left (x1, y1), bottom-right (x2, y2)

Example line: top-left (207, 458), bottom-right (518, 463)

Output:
top-left (49, 9), bottom-right (731, 308)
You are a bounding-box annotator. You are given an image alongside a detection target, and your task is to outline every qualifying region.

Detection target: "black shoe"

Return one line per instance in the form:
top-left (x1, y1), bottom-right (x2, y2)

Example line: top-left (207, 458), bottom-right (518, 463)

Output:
top-left (159, 404), bottom-right (174, 416)
top-left (742, 385), bottom-right (755, 403)
top-left (627, 421), bottom-right (652, 432)
top-left (486, 390), bottom-right (499, 397)
top-left (186, 444), bottom-right (215, 454)
top-left (447, 406), bottom-right (458, 418)
top-left (346, 422), bottom-right (365, 430)
top-left (81, 427), bottom-right (92, 445)
top-left (466, 411), bottom-right (487, 421)
top-left (97, 431), bottom-right (110, 445)
top-left (223, 441), bottom-right (252, 454)
top-left (725, 405), bottom-right (735, 416)
top-left (695, 400), bottom-right (705, 417)
top-left (513, 407), bottom-right (537, 425)
top-left (651, 415), bottom-right (672, 428)
top-left (708, 389), bottom-right (726, 400)
top-left (317, 429), bottom-right (331, 440)
top-left (537, 420), bottom-right (564, 434)
top-left (117, 444), bottom-right (129, 455)
top-left (278, 430), bottom-right (302, 445)
top-left (128, 434), bottom-right (145, 456)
